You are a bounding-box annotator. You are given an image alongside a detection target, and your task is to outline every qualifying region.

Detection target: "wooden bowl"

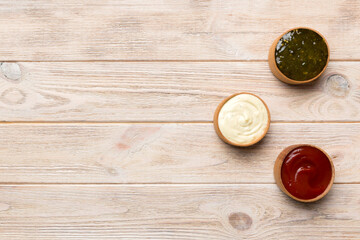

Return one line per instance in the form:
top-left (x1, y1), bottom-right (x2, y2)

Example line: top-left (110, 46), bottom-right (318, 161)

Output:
top-left (274, 144), bottom-right (335, 203)
top-left (213, 93), bottom-right (270, 147)
top-left (268, 27), bottom-right (330, 85)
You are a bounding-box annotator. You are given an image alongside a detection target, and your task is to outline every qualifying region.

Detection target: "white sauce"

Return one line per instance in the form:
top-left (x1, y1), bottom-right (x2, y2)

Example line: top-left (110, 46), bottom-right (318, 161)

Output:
top-left (218, 94), bottom-right (269, 145)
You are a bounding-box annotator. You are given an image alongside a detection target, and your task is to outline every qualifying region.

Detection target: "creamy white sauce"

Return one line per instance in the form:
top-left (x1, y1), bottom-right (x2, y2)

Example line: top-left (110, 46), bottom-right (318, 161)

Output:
top-left (218, 94), bottom-right (269, 145)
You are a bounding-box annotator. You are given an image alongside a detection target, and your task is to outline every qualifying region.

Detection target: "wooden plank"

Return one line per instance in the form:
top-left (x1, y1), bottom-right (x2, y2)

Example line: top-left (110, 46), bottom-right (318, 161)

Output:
top-left (0, 61), bottom-right (357, 122)
top-left (0, 184), bottom-right (358, 239)
top-left (0, 123), bottom-right (358, 183)
top-left (0, 0), bottom-right (359, 60)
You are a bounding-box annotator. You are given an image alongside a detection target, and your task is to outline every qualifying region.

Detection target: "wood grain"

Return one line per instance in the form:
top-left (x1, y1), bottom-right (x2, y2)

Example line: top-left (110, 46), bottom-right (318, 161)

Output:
top-left (0, 1), bottom-right (358, 238)
top-left (0, 0), bottom-right (360, 60)
top-left (0, 61), bottom-right (357, 122)
top-left (0, 123), bottom-right (358, 183)
top-left (0, 184), bottom-right (358, 239)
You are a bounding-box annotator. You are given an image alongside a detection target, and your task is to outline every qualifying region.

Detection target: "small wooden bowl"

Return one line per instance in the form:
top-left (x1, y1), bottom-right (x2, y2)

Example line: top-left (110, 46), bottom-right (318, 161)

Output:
top-left (213, 93), bottom-right (270, 147)
top-left (268, 27), bottom-right (330, 85)
top-left (274, 144), bottom-right (335, 203)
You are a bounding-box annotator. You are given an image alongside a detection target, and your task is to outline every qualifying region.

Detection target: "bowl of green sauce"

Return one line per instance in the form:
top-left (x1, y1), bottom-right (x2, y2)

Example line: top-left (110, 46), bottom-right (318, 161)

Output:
top-left (268, 27), bottom-right (329, 84)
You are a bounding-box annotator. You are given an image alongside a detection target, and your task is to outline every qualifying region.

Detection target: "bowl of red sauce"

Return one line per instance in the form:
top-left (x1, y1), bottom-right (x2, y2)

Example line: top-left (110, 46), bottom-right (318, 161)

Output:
top-left (274, 144), bottom-right (335, 202)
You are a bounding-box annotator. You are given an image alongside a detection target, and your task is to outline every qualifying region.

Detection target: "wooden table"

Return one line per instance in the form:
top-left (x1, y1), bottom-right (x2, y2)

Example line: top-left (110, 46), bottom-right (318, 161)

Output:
top-left (0, 1), bottom-right (359, 239)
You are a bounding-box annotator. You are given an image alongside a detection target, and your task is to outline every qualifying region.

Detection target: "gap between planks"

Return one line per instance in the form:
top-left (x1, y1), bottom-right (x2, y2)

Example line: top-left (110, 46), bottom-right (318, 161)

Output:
top-left (0, 121), bottom-right (359, 124)
top-left (0, 59), bottom-right (360, 63)
top-left (0, 182), bottom-right (357, 185)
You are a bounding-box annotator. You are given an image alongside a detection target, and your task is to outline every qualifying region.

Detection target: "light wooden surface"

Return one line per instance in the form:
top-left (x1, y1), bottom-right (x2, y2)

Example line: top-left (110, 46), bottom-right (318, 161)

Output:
top-left (0, 62), bottom-right (357, 122)
top-left (0, 123), bottom-right (359, 184)
top-left (0, 0), bottom-right (360, 61)
top-left (0, 0), bottom-right (359, 239)
top-left (0, 185), bottom-right (359, 239)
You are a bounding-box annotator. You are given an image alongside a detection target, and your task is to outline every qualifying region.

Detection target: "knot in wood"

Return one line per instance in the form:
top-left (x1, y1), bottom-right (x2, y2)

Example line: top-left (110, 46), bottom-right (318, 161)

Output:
top-left (1, 63), bottom-right (22, 81)
top-left (228, 212), bottom-right (252, 231)
top-left (1, 88), bottom-right (26, 105)
top-left (325, 74), bottom-right (350, 98)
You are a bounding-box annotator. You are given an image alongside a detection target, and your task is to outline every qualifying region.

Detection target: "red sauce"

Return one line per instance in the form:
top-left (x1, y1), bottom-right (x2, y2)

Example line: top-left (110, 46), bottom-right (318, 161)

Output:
top-left (281, 146), bottom-right (332, 200)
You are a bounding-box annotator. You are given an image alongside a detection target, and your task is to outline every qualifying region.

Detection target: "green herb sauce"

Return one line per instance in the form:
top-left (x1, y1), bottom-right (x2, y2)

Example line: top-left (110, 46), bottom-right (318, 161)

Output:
top-left (275, 28), bottom-right (328, 81)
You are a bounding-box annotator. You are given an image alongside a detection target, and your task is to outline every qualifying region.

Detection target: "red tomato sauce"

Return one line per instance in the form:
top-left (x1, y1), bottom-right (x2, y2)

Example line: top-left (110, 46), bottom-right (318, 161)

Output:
top-left (281, 146), bottom-right (332, 200)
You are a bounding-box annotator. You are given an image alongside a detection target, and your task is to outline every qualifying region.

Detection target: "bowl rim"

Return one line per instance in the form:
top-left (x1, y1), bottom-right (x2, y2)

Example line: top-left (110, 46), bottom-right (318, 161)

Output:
top-left (213, 92), bottom-right (271, 147)
top-left (274, 144), bottom-right (335, 203)
top-left (268, 27), bottom-right (330, 84)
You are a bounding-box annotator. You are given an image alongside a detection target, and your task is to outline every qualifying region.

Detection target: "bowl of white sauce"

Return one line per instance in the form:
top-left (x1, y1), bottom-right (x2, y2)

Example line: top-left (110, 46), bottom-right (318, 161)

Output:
top-left (214, 93), bottom-right (270, 147)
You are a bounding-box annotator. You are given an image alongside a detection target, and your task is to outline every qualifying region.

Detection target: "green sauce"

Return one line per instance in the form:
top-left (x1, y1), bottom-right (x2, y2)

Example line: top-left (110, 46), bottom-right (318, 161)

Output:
top-left (275, 28), bottom-right (328, 81)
